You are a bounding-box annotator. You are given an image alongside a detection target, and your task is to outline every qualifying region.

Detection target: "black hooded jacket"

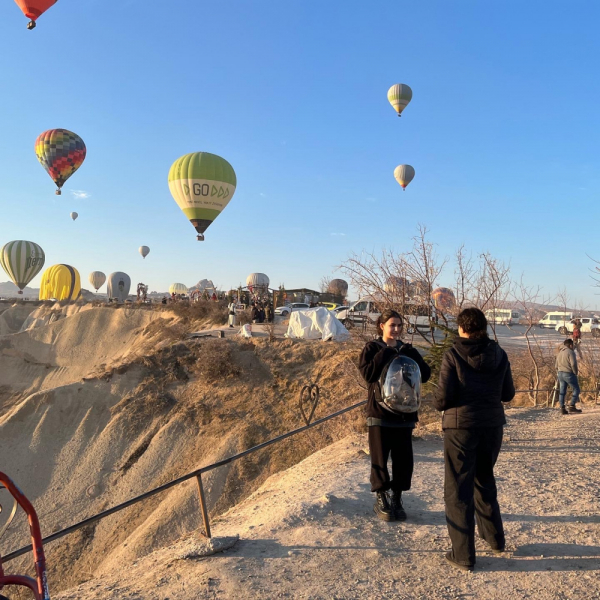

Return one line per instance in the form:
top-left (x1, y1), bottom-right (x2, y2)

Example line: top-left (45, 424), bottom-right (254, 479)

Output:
top-left (434, 336), bottom-right (515, 429)
top-left (359, 338), bottom-right (431, 425)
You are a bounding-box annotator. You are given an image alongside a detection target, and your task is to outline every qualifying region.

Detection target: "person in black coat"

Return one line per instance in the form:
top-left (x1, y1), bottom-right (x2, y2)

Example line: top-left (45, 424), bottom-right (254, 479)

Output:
top-left (435, 307), bottom-right (515, 571)
top-left (359, 309), bottom-right (431, 521)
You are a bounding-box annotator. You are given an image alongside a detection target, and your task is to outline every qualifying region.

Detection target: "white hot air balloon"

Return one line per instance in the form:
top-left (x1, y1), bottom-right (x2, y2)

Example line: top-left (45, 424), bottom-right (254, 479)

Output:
top-left (246, 273), bottom-right (270, 291)
top-left (139, 246), bottom-right (150, 259)
top-left (394, 165), bottom-right (415, 190)
top-left (169, 283), bottom-right (188, 296)
top-left (88, 271), bottom-right (106, 291)
top-left (107, 272), bottom-right (131, 303)
top-left (70, 212), bottom-right (78, 221)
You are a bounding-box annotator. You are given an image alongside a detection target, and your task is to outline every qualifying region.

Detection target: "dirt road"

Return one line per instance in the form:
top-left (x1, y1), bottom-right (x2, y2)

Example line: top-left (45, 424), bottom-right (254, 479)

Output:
top-left (56, 405), bottom-right (600, 599)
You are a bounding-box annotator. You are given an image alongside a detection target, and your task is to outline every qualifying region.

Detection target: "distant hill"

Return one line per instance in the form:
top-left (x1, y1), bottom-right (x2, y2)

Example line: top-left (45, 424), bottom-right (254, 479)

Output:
top-left (0, 281), bottom-right (39, 299)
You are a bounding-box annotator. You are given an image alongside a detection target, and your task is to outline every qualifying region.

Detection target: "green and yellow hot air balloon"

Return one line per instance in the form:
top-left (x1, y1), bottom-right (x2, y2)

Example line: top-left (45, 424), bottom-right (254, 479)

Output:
top-left (39, 264), bottom-right (81, 301)
top-left (168, 152), bottom-right (237, 241)
top-left (387, 84), bottom-right (413, 117)
top-left (0, 240), bottom-right (45, 294)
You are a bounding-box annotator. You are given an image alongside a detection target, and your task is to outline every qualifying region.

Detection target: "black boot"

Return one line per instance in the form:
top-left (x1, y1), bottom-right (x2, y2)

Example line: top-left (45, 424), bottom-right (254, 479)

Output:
top-left (568, 405), bottom-right (582, 413)
top-left (374, 491), bottom-right (394, 521)
top-left (390, 490), bottom-right (407, 521)
top-left (560, 406), bottom-right (569, 415)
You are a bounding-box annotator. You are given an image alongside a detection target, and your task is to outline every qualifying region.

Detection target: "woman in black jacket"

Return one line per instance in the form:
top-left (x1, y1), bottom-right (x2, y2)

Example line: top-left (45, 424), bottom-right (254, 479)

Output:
top-left (435, 307), bottom-right (515, 571)
top-left (359, 309), bottom-right (431, 521)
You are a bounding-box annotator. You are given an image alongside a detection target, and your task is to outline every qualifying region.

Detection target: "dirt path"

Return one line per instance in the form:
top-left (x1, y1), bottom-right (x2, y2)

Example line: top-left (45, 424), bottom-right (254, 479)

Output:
top-left (56, 405), bottom-right (600, 599)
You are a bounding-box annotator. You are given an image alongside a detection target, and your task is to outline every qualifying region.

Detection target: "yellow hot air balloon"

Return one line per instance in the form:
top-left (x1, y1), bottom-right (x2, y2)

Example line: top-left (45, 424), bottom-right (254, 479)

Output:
top-left (394, 165), bottom-right (415, 190)
top-left (387, 84), bottom-right (413, 117)
top-left (39, 264), bottom-right (81, 301)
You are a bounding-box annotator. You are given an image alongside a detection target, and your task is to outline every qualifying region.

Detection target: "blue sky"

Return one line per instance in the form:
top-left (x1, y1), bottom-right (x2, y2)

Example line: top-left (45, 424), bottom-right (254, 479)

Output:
top-left (0, 1), bottom-right (598, 305)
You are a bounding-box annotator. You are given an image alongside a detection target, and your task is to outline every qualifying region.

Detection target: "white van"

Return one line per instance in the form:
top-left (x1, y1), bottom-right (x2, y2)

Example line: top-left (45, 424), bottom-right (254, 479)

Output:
top-left (484, 309), bottom-right (521, 325)
top-left (335, 297), bottom-right (436, 333)
top-left (538, 311), bottom-right (573, 329)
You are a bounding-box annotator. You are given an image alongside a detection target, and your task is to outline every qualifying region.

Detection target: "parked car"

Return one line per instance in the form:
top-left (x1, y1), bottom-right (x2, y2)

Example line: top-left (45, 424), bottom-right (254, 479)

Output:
top-left (484, 308), bottom-right (522, 325)
top-left (556, 317), bottom-right (600, 337)
top-left (275, 302), bottom-right (311, 317)
top-left (335, 297), bottom-right (436, 333)
top-left (319, 302), bottom-right (342, 311)
top-left (538, 311), bottom-right (573, 329)
top-left (332, 305), bottom-right (349, 315)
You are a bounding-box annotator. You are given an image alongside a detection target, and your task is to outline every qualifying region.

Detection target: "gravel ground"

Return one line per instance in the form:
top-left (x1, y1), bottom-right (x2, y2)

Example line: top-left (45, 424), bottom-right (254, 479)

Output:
top-left (56, 404), bottom-right (600, 600)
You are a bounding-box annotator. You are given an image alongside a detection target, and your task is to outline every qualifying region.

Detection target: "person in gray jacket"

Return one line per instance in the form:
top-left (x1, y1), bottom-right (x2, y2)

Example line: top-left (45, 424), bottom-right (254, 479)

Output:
top-left (555, 339), bottom-right (581, 415)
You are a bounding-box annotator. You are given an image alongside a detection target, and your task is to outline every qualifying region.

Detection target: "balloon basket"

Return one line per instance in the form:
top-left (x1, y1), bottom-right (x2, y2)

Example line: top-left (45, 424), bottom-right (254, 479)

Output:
top-left (18, 291), bottom-right (23, 295)
top-left (27, 20), bottom-right (36, 30)
top-left (55, 190), bottom-right (61, 196)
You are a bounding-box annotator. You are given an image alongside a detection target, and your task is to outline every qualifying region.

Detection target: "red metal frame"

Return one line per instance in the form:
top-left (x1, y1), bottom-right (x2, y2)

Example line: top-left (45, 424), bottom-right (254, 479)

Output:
top-left (0, 473), bottom-right (49, 600)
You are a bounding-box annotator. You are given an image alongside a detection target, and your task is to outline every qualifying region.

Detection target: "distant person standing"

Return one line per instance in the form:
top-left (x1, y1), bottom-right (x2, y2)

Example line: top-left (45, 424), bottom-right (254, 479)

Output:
top-left (435, 307), bottom-right (515, 571)
top-left (555, 338), bottom-right (581, 415)
top-left (228, 300), bottom-right (237, 328)
top-left (572, 319), bottom-right (582, 356)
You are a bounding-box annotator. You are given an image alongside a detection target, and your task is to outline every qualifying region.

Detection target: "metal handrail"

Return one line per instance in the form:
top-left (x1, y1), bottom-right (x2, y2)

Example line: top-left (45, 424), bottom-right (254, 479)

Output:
top-left (2, 383), bottom-right (599, 564)
top-left (2, 398), bottom-right (366, 563)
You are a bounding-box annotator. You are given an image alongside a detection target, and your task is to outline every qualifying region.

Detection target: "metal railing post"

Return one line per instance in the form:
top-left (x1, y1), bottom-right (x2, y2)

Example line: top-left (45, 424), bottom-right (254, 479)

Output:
top-left (195, 474), bottom-right (211, 539)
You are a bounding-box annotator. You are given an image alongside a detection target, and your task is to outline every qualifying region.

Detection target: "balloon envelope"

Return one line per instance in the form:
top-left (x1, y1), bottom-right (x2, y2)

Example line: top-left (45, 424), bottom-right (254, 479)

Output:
top-left (387, 84), bottom-right (413, 117)
top-left (394, 165), bottom-right (415, 190)
top-left (35, 129), bottom-right (86, 195)
top-left (168, 152), bottom-right (237, 239)
top-left (169, 283), bottom-right (188, 295)
top-left (327, 278), bottom-right (348, 296)
top-left (70, 212), bottom-right (78, 221)
top-left (432, 287), bottom-right (456, 311)
top-left (14, 0), bottom-right (57, 24)
top-left (88, 271), bottom-right (106, 291)
top-left (0, 240), bottom-right (45, 292)
top-left (246, 273), bottom-right (269, 289)
top-left (139, 246), bottom-right (150, 258)
top-left (107, 272), bottom-right (131, 303)
top-left (39, 264), bottom-right (81, 301)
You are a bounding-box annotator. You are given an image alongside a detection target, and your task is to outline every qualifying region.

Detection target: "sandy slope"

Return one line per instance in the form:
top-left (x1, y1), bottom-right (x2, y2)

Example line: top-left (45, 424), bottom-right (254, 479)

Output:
top-left (51, 405), bottom-right (600, 600)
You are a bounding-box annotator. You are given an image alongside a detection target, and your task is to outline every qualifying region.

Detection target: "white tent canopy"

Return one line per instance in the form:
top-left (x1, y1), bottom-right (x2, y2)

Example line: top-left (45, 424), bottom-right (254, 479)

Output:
top-left (285, 307), bottom-right (350, 341)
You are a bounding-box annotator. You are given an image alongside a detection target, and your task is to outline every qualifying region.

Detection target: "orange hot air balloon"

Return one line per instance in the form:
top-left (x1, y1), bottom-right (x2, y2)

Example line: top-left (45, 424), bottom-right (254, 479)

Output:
top-left (14, 0), bottom-right (57, 29)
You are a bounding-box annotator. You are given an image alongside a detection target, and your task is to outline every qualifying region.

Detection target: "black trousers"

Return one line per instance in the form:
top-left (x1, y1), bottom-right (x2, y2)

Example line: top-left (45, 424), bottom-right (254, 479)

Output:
top-left (444, 427), bottom-right (505, 566)
top-left (368, 425), bottom-right (413, 493)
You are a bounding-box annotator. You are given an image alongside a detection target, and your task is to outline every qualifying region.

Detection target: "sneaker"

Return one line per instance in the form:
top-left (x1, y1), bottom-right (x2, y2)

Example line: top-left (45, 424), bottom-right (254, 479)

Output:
top-left (390, 491), bottom-right (407, 521)
top-left (445, 551), bottom-right (474, 572)
top-left (568, 405), bottom-right (582, 413)
top-left (560, 407), bottom-right (569, 415)
top-left (373, 491), bottom-right (394, 522)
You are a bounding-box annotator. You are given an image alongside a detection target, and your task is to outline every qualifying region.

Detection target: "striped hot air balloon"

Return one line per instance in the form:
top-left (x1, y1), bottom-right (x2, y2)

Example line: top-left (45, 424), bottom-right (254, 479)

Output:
top-left (387, 84), bottom-right (413, 117)
top-left (35, 129), bottom-right (86, 195)
top-left (39, 264), bottom-right (81, 301)
top-left (168, 152), bottom-right (237, 241)
top-left (88, 271), bottom-right (106, 291)
top-left (0, 240), bottom-right (45, 294)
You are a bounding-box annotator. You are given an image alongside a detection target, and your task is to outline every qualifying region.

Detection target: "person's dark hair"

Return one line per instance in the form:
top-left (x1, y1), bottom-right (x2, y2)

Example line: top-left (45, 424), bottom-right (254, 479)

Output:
top-left (457, 307), bottom-right (488, 339)
top-left (376, 308), bottom-right (403, 337)
top-left (564, 339), bottom-right (574, 347)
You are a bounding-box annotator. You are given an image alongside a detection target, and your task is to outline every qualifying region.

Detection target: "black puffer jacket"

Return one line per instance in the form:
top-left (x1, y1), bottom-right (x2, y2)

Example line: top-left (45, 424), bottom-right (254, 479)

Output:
top-left (434, 336), bottom-right (515, 429)
top-left (359, 338), bottom-right (431, 424)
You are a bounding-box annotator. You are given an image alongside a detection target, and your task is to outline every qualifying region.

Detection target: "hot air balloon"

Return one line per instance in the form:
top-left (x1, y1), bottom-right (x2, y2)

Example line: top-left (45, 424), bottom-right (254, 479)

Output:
top-left (14, 0), bottom-right (57, 29)
top-left (88, 271), bottom-right (106, 292)
top-left (432, 287), bottom-right (456, 312)
top-left (35, 129), bottom-right (86, 195)
top-left (0, 240), bottom-right (45, 295)
top-left (107, 272), bottom-right (131, 303)
top-left (246, 273), bottom-right (269, 292)
top-left (168, 152), bottom-right (237, 241)
top-left (169, 283), bottom-right (188, 296)
top-left (39, 264), bottom-right (81, 301)
top-left (387, 84), bottom-right (413, 117)
top-left (70, 212), bottom-right (78, 221)
top-left (394, 165), bottom-right (415, 190)
top-left (139, 246), bottom-right (150, 259)
top-left (327, 278), bottom-right (349, 297)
